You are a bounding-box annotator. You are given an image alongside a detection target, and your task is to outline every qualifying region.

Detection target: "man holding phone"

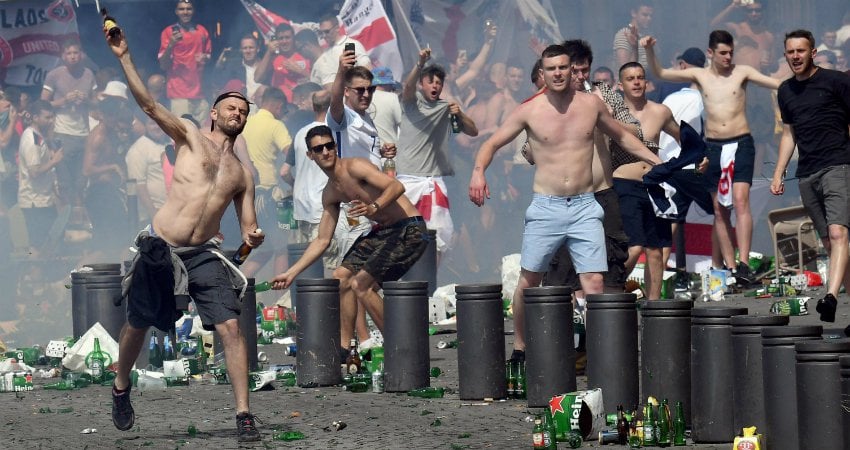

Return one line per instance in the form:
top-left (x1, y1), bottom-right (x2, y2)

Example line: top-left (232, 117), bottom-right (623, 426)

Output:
top-left (254, 23), bottom-right (311, 102)
top-left (158, 0), bottom-right (211, 124)
top-left (310, 13), bottom-right (371, 88)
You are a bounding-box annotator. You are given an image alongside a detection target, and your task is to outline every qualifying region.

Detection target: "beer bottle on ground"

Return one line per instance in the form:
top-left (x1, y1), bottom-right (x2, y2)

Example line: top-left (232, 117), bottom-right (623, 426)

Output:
top-left (673, 401), bottom-right (687, 446)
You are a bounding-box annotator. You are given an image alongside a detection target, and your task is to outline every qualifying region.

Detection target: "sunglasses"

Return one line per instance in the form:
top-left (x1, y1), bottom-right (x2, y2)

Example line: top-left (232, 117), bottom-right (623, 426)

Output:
top-left (309, 141), bottom-right (336, 153)
top-left (348, 86), bottom-right (377, 95)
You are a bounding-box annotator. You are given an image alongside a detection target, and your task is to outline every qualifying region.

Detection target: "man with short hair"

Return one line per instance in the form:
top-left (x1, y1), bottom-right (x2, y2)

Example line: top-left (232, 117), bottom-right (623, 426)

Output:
top-left (106, 25), bottom-right (265, 442)
top-left (41, 39), bottom-right (96, 212)
top-left (271, 125), bottom-right (428, 350)
top-left (771, 29), bottom-right (850, 333)
top-left (396, 48), bottom-right (478, 257)
top-left (592, 66), bottom-right (615, 88)
top-left (18, 100), bottom-right (63, 253)
top-left (469, 45), bottom-right (661, 361)
top-left (289, 91), bottom-right (331, 244)
top-left (310, 14), bottom-right (371, 88)
top-left (215, 34), bottom-right (262, 103)
top-left (643, 30), bottom-right (780, 282)
top-left (255, 23), bottom-right (311, 102)
top-left (241, 86), bottom-right (293, 278)
top-left (613, 3), bottom-right (654, 68)
top-left (158, 0), bottom-right (211, 124)
top-left (125, 116), bottom-right (169, 228)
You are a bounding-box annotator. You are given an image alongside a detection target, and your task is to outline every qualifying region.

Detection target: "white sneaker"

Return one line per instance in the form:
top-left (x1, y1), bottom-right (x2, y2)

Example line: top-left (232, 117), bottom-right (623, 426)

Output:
top-left (358, 337), bottom-right (378, 352)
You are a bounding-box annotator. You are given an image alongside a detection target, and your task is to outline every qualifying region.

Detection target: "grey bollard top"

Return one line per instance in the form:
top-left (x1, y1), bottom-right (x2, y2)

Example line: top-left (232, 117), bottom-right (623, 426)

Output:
top-left (586, 293), bottom-right (639, 411)
top-left (730, 314), bottom-right (788, 434)
top-left (761, 325), bottom-right (823, 450)
top-left (455, 284), bottom-right (505, 400)
top-left (795, 339), bottom-right (850, 450)
top-left (295, 279), bottom-right (342, 387)
top-left (523, 286), bottom-right (575, 408)
top-left (690, 306), bottom-right (748, 444)
top-left (383, 281), bottom-right (430, 392)
top-left (640, 299), bottom-right (693, 424)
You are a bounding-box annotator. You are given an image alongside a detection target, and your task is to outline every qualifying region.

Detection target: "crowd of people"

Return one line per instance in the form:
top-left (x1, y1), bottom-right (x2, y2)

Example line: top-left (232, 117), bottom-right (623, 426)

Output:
top-left (0, 0), bottom-right (849, 442)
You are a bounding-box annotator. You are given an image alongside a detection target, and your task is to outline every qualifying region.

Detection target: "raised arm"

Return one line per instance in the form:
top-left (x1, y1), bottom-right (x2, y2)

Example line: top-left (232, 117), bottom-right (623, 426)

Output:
top-left (710, 0), bottom-right (740, 28)
top-left (108, 28), bottom-right (188, 145)
top-left (253, 41), bottom-right (276, 84)
top-left (329, 48), bottom-right (357, 124)
top-left (455, 24), bottom-right (497, 90)
top-left (642, 36), bottom-right (699, 84)
top-left (402, 48), bottom-right (430, 103)
top-left (744, 64), bottom-right (781, 90)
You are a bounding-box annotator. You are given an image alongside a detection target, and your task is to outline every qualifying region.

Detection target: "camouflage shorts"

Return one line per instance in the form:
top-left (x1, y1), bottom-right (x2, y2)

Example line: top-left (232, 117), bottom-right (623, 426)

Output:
top-left (341, 216), bottom-right (428, 283)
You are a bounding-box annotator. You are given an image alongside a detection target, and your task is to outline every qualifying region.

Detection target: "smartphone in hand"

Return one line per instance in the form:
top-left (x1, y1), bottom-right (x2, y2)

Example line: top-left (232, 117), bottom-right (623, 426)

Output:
top-left (344, 42), bottom-right (355, 54)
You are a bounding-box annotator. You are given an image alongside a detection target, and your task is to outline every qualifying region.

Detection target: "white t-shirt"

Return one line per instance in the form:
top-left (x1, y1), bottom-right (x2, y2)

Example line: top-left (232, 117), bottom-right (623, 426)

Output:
top-left (310, 37), bottom-right (370, 86)
top-left (125, 135), bottom-right (168, 222)
top-left (659, 87), bottom-right (703, 164)
top-left (367, 89), bottom-right (401, 145)
top-left (18, 127), bottom-right (56, 208)
top-left (292, 121), bottom-right (328, 223)
top-left (326, 104), bottom-right (382, 167)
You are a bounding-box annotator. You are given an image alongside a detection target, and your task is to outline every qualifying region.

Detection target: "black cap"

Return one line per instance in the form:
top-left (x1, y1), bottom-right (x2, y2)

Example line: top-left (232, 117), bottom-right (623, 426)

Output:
top-left (677, 47), bottom-right (706, 67)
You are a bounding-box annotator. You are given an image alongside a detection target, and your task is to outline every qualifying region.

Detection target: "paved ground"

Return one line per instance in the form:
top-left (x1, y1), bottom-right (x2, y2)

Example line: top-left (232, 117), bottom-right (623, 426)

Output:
top-left (1, 285), bottom-right (848, 449)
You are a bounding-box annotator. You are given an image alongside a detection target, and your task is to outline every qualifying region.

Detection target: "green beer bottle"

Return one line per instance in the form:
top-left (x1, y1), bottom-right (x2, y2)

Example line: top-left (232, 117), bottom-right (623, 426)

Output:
top-left (43, 379), bottom-right (75, 390)
top-left (532, 417), bottom-right (547, 449)
top-left (544, 410), bottom-right (558, 449)
top-left (505, 361), bottom-right (516, 398)
top-left (407, 386), bottom-right (445, 398)
top-left (342, 381), bottom-right (369, 392)
top-left (628, 408), bottom-right (642, 448)
top-left (273, 308), bottom-right (283, 337)
top-left (254, 281), bottom-right (272, 292)
top-left (565, 430), bottom-right (583, 448)
top-left (643, 403), bottom-right (658, 446)
top-left (658, 399), bottom-right (672, 446)
top-left (163, 334), bottom-right (176, 361)
top-left (85, 338), bottom-right (109, 383)
top-left (515, 361), bottom-right (527, 400)
top-left (149, 332), bottom-right (163, 369)
top-left (673, 401), bottom-right (686, 446)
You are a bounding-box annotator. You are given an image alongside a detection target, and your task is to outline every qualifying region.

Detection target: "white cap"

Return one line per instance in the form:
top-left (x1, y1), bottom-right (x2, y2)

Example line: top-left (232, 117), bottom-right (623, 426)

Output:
top-left (102, 80), bottom-right (128, 99)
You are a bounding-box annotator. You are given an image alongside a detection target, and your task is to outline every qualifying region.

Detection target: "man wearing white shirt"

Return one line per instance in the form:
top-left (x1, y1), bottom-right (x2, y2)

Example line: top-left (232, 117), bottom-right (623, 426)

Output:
top-left (291, 91), bottom-right (330, 245)
top-left (311, 14), bottom-right (371, 88)
top-left (125, 117), bottom-right (169, 227)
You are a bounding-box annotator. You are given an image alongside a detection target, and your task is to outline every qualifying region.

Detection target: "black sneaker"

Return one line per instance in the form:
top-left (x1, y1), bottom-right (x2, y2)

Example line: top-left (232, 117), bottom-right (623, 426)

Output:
top-left (674, 270), bottom-right (690, 292)
top-left (111, 384), bottom-right (135, 431)
top-left (816, 293), bottom-right (838, 323)
top-left (844, 323), bottom-right (850, 337)
top-left (734, 262), bottom-right (756, 287)
top-left (236, 412), bottom-right (261, 442)
top-left (508, 349), bottom-right (525, 363)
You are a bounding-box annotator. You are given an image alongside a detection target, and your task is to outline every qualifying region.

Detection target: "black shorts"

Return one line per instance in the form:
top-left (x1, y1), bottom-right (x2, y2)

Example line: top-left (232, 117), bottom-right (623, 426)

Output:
top-left (542, 188), bottom-right (629, 291)
top-left (704, 134), bottom-right (756, 190)
top-left (666, 170), bottom-right (714, 224)
top-left (341, 216), bottom-right (428, 284)
top-left (613, 178), bottom-right (672, 248)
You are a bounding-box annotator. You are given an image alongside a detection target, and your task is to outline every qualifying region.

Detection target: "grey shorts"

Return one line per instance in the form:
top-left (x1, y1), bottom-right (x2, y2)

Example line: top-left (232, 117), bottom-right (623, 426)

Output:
top-left (181, 251), bottom-right (242, 331)
top-left (798, 164), bottom-right (850, 238)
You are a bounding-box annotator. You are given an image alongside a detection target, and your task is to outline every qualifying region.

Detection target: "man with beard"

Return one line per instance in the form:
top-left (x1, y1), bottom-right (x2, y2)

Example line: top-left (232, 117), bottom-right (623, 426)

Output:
top-left (105, 25), bottom-right (265, 442)
top-left (469, 45), bottom-right (661, 362)
top-left (771, 29), bottom-right (850, 335)
top-left (643, 31), bottom-right (780, 284)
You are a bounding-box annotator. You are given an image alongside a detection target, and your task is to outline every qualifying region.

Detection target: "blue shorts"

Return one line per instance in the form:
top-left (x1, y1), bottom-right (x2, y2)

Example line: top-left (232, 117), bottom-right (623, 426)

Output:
top-left (520, 193), bottom-right (607, 274)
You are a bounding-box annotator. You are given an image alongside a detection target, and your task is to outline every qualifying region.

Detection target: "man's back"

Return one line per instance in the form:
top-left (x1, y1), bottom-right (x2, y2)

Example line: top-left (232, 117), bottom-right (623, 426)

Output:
top-left (154, 123), bottom-right (249, 246)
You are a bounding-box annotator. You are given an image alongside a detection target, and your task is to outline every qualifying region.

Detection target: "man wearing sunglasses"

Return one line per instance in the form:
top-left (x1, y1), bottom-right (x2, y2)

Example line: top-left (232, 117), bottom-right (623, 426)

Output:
top-left (271, 125), bottom-right (427, 355)
top-left (310, 13), bottom-right (371, 88)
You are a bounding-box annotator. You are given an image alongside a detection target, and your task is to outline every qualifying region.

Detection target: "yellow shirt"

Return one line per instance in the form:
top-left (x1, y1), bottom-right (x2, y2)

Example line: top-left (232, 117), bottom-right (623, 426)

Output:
top-left (242, 108), bottom-right (292, 187)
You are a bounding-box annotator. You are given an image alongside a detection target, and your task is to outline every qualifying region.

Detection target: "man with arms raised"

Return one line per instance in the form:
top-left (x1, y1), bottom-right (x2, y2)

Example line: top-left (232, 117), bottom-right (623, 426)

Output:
top-left (469, 45), bottom-right (661, 361)
top-left (642, 31), bottom-right (780, 283)
top-left (771, 29), bottom-right (850, 334)
top-left (106, 25), bottom-right (265, 442)
top-left (270, 125), bottom-right (427, 351)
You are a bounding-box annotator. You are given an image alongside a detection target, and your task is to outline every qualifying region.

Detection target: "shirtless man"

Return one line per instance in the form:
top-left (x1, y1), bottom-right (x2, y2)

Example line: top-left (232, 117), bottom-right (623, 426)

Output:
top-left (270, 125), bottom-right (427, 349)
top-left (617, 62), bottom-right (680, 300)
top-left (468, 44), bottom-right (661, 360)
top-left (106, 27), bottom-right (265, 442)
top-left (642, 30), bottom-right (780, 282)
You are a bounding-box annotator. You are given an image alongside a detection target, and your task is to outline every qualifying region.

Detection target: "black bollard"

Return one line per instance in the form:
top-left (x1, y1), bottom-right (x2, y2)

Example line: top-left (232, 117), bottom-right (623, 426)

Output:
top-left (401, 229), bottom-right (437, 296)
top-left (239, 278), bottom-right (259, 371)
top-left (85, 280), bottom-right (127, 342)
top-left (524, 286), bottom-right (575, 408)
top-left (71, 264), bottom-right (122, 339)
top-left (640, 300), bottom-right (693, 423)
top-left (455, 284), bottom-right (506, 400)
top-left (690, 306), bottom-right (748, 443)
top-left (761, 325), bottom-right (822, 450)
top-left (383, 281), bottom-right (430, 392)
top-left (295, 278), bottom-right (341, 387)
top-left (586, 293), bottom-right (639, 411)
top-left (287, 243), bottom-right (325, 310)
top-left (795, 339), bottom-right (850, 450)
top-left (730, 315), bottom-right (788, 435)
top-left (840, 355), bottom-right (850, 447)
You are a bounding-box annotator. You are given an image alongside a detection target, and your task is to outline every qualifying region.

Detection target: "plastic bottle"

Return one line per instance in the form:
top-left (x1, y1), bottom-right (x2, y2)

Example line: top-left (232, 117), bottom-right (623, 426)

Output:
top-left (382, 157), bottom-right (396, 177)
top-left (372, 362), bottom-right (384, 393)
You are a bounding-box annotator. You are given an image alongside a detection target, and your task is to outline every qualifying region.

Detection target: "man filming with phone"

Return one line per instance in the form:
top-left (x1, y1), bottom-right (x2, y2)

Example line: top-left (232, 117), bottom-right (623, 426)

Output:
top-left (158, 0), bottom-right (211, 124)
top-left (310, 13), bottom-right (371, 88)
top-left (254, 22), bottom-right (311, 102)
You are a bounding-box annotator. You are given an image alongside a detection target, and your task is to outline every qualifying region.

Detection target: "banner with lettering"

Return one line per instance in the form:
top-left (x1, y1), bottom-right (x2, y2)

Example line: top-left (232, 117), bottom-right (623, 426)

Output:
top-left (0, 0), bottom-right (79, 87)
